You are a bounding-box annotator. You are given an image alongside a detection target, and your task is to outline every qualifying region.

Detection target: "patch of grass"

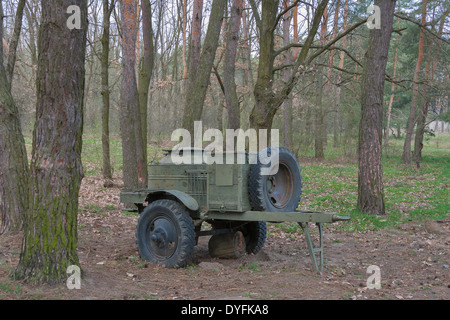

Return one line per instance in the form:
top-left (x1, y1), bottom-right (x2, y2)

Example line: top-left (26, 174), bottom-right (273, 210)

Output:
top-left (122, 211), bottom-right (139, 217)
top-left (0, 281), bottom-right (22, 296)
top-left (83, 203), bottom-right (101, 214)
top-left (238, 261), bottom-right (261, 273)
top-left (298, 134), bottom-right (450, 232)
top-left (81, 132), bottom-right (166, 177)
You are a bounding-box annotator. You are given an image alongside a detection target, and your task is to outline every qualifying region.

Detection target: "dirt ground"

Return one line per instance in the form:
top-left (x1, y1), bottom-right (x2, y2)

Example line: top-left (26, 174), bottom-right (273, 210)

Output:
top-left (0, 176), bottom-right (449, 301)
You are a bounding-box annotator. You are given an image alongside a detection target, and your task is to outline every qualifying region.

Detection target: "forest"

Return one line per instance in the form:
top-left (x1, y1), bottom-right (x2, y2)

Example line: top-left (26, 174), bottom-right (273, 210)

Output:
top-left (0, 0), bottom-right (449, 300)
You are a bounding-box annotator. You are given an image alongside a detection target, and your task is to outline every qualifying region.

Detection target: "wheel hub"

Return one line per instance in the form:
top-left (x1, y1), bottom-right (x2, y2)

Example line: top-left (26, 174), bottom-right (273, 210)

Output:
top-left (266, 163), bottom-right (293, 209)
top-left (151, 228), bottom-right (168, 248)
top-left (149, 217), bottom-right (177, 259)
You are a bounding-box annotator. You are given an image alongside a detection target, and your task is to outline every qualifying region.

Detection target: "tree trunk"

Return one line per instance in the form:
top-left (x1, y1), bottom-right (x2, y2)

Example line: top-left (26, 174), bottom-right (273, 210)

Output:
top-left (6, 0), bottom-right (26, 87)
top-left (384, 4), bottom-right (400, 147)
top-left (188, 0), bottom-right (204, 82)
top-left (314, 70), bottom-right (325, 159)
top-left (412, 57), bottom-right (431, 168)
top-left (0, 0), bottom-right (30, 233)
top-left (282, 0), bottom-right (293, 150)
top-left (15, 0), bottom-right (88, 283)
top-left (357, 0), bottom-right (396, 216)
top-left (0, 1), bottom-right (3, 62)
top-left (182, 0), bottom-right (188, 80)
top-left (223, 0), bottom-right (243, 130)
top-left (120, 0), bottom-right (146, 189)
top-left (402, 0), bottom-right (427, 164)
top-left (329, 0), bottom-right (340, 148)
top-left (240, 4), bottom-right (254, 130)
top-left (334, 0), bottom-right (348, 148)
top-left (250, 0), bottom-right (278, 132)
top-left (182, 0), bottom-right (226, 136)
top-left (137, 0), bottom-right (155, 187)
top-left (249, 0), bottom-right (329, 134)
top-left (412, 15), bottom-right (445, 168)
top-left (101, 0), bottom-right (114, 187)
top-left (314, 5), bottom-right (328, 160)
top-left (384, 37), bottom-right (398, 147)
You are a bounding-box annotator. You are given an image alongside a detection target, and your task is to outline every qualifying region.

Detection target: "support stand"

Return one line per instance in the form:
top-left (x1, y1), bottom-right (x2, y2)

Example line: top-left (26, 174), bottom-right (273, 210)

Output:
top-left (299, 222), bottom-right (324, 273)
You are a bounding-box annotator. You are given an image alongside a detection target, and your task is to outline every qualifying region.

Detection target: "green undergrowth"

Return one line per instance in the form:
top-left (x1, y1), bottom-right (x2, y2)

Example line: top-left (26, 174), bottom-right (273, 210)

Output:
top-left (298, 135), bottom-right (449, 232)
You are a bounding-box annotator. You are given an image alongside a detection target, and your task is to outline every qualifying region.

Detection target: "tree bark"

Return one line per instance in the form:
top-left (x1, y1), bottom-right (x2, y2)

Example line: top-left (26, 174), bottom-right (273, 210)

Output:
top-left (384, 36), bottom-right (398, 147)
top-left (334, 0), bottom-right (348, 148)
top-left (182, 0), bottom-right (188, 80)
top-left (329, 0), bottom-right (340, 147)
top-left (282, 0), bottom-right (293, 150)
top-left (223, 0), bottom-right (243, 130)
top-left (101, 0), bottom-right (114, 187)
top-left (250, 0), bottom-right (279, 133)
top-left (120, 0), bottom-right (146, 189)
top-left (182, 0), bottom-right (226, 136)
top-left (137, 0), bottom-right (155, 187)
top-left (188, 0), bottom-right (204, 82)
top-left (0, 1), bottom-right (3, 63)
top-left (384, 3), bottom-right (400, 147)
top-left (314, 4), bottom-right (328, 160)
top-left (412, 15), bottom-right (445, 167)
top-left (15, 0), bottom-right (88, 283)
top-left (402, 0), bottom-right (427, 164)
top-left (6, 0), bottom-right (26, 87)
top-left (357, 0), bottom-right (396, 215)
top-left (0, 0), bottom-right (30, 233)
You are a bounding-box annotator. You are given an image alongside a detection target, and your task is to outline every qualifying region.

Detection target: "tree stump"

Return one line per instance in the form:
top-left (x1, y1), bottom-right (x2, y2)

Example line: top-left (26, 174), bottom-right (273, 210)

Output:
top-left (208, 231), bottom-right (246, 259)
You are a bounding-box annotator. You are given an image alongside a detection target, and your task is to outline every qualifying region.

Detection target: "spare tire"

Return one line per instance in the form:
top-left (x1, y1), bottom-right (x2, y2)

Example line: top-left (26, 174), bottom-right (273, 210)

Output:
top-left (238, 221), bottom-right (267, 255)
top-left (248, 147), bottom-right (302, 212)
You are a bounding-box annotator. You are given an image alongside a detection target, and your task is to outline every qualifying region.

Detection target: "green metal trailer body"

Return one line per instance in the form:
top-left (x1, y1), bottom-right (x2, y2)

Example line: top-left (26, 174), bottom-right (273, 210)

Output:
top-left (120, 148), bottom-right (349, 272)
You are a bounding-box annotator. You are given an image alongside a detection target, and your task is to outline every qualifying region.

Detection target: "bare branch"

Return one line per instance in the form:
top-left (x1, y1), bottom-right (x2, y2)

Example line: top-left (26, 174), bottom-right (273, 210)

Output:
top-left (272, 0), bottom-right (301, 33)
top-left (274, 44), bottom-right (363, 68)
top-left (394, 13), bottom-right (449, 44)
top-left (306, 18), bottom-right (368, 65)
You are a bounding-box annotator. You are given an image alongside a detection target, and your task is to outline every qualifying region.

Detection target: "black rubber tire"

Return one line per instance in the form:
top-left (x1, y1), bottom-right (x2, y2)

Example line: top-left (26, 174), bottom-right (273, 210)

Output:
top-left (248, 146), bottom-right (302, 212)
top-left (136, 199), bottom-right (195, 268)
top-left (238, 221), bottom-right (267, 255)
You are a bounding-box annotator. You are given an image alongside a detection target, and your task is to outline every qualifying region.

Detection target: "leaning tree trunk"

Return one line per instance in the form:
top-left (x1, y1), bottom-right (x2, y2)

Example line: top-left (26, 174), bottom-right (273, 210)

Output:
top-left (5, 0), bottom-right (26, 87)
top-left (0, 0), bottom-right (29, 233)
top-left (357, 0), bottom-right (396, 215)
top-left (15, 0), bottom-right (88, 283)
top-left (0, 59), bottom-right (29, 234)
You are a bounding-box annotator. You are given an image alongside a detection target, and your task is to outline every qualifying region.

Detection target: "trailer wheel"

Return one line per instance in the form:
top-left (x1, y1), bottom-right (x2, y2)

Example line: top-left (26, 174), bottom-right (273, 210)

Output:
top-left (136, 199), bottom-right (195, 268)
top-left (238, 221), bottom-right (267, 255)
top-left (248, 147), bottom-right (302, 212)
